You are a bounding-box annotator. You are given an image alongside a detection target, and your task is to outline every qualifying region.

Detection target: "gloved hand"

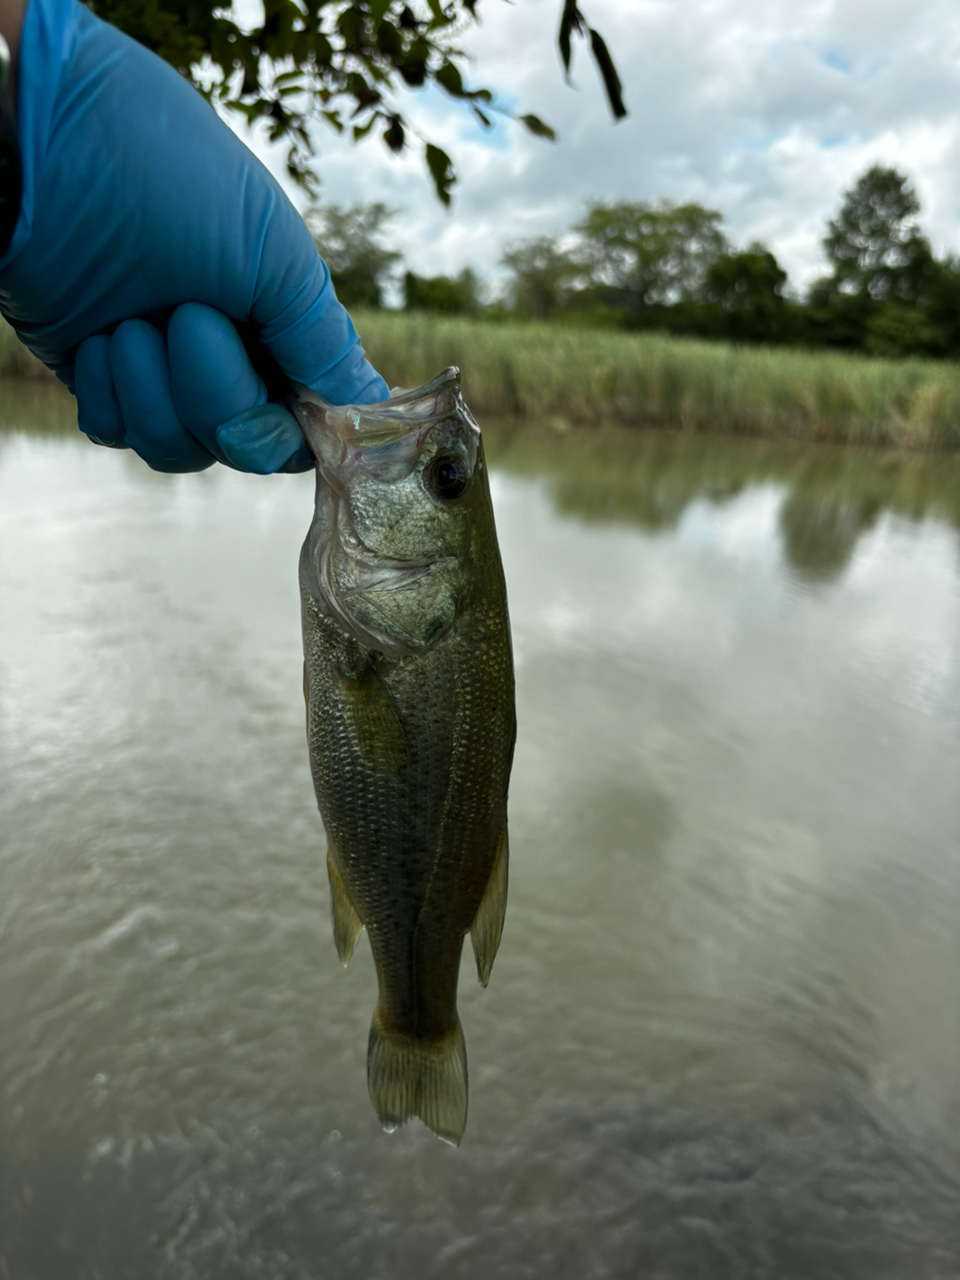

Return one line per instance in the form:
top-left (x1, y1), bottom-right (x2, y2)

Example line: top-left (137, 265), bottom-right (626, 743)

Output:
top-left (0, 0), bottom-right (389, 473)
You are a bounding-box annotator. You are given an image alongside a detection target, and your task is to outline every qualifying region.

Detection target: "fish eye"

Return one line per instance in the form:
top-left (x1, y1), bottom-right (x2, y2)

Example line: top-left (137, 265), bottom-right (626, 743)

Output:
top-left (425, 453), bottom-right (470, 500)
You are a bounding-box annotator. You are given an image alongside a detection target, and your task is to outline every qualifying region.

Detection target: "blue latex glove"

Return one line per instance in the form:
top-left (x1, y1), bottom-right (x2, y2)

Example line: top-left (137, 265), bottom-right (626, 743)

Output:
top-left (0, 0), bottom-right (389, 473)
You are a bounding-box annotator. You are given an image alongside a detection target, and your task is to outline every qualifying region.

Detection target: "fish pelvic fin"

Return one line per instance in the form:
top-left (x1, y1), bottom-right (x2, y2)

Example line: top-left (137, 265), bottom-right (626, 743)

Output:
top-left (367, 1010), bottom-right (468, 1146)
top-left (327, 849), bottom-right (364, 965)
top-left (469, 826), bottom-right (509, 988)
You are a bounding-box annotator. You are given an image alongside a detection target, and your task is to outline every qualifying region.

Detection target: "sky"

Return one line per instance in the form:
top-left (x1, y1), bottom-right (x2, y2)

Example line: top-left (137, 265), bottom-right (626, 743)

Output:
top-left (235, 0), bottom-right (960, 300)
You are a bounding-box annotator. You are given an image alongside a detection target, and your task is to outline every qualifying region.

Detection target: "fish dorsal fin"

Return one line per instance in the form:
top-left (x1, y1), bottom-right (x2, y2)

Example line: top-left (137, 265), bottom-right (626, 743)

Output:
top-left (469, 826), bottom-right (509, 987)
top-left (327, 849), bottom-right (364, 964)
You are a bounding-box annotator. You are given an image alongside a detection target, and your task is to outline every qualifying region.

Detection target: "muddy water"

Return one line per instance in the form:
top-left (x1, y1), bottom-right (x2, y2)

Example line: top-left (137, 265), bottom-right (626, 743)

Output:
top-left (1, 382), bottom-right (959, 1278)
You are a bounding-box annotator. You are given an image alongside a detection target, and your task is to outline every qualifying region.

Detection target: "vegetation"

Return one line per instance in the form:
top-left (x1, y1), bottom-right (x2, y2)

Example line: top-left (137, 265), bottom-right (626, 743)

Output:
top-left (484, 168), bottom-right (960, 359)
top-left (304, 201), bottom-right (401, 309)
top-left (299, 166), bottom-right (960, 363)
top-left (83, 0), bottom-right (624, 203)
top-left (5, 309), bottom-right (960, 451)
top-left (359, 311), bottom-right (960, 449)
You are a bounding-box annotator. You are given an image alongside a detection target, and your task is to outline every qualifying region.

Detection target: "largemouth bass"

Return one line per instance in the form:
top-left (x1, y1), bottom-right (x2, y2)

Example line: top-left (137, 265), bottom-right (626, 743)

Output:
top-left (292, 367), bottom-right (516, 1145)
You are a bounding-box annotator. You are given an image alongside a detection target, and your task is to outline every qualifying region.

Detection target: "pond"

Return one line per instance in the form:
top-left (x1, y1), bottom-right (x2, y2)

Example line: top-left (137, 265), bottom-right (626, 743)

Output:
top-left (1, 380), bottom-right (959, 1278)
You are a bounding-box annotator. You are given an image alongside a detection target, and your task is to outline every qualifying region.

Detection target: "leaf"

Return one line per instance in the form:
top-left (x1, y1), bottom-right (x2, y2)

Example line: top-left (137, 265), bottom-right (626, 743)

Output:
top-left (337, 6), bottom-right (365, 47)
top-left (425, 142), bottom-right (455, 206)
top-left (520, 113), bottom-right (557, 141)
top-left (588, 27), bottom-right (627, 119)
top-left (426, 0), bottom-right (451, 26)
top-left (472, 104), bottom-right (492, 128)
top-left (353, 114), bottom-right (379, 141)
top-left (383, 114), bottom-right (405, 151)
top-left (435, 60), bottom-right (465, 97)
top-left (369, 0), bottom-right (391, 24)
top-left (398, 56), bottom-right (427, 86)
top-left (322, 109), bottom-right (344, 133)
top-left (558, 0), bottom-right (583, 77)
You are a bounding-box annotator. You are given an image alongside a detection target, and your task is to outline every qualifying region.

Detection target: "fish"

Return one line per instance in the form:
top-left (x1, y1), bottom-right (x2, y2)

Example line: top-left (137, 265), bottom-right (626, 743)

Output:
top-left (291, 367), bottom-right (516, 1145)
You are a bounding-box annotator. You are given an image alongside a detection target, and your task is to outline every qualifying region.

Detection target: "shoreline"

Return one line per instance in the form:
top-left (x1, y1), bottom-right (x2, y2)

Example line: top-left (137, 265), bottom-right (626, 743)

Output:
top-left (4, 313), bottom-right (960, 452)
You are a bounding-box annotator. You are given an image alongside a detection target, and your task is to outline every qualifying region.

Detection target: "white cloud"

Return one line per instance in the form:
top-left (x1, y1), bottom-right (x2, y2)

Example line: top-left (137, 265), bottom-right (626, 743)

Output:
top-left (232, 0), bottom-right (960, 295)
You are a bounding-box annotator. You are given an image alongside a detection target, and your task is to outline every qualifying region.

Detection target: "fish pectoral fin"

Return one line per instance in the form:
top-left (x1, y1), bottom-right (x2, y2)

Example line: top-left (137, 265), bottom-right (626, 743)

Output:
top-left (367, 1010), bottom-right (468, 1146)
top-left (327, 849), bottom-right (364, 965)
top-left (338, 660), bottom-right (408, 773)
top-left (469, 826), bottom-right (509, 988)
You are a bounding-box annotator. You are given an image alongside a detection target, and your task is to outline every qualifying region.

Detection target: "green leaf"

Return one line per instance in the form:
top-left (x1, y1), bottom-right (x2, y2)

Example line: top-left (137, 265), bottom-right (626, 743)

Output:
top-left (353, 114), bottom-right (379, 140)
top-left (558, 0), bottom-right (583, 77)
top-left (369, 0), bottom-right (391, 24)
top-left (383, 114), bottom-right (405, 151)
top-left (520, 113), bottom-right (557, 141)
top-left (472, 104), bottom-right (492, 128)
top-left (426, 0), bottom-right (450, 26)
top-left (425, 142), bottom-right (455, 206)
top-left (435, 60), bottom-right (465, 97)
top-left (337, 6), bottom-right (365, 46)
top-left (588, 27), bottom-right (627, 119)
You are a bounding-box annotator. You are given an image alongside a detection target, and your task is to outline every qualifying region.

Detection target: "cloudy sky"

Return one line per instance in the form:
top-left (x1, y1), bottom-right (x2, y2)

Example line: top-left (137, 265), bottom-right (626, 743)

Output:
top-left (240, 0), bottom-right (960, 299)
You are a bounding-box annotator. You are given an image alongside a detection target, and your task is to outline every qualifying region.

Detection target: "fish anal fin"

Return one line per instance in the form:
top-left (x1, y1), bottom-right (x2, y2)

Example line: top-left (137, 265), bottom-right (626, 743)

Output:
top-left (469, 826), bottom-right (509, 988)
top-left (367, 1010), bottom-right (468, 1146)
top-left (327, 849), bottom-right (364, 965)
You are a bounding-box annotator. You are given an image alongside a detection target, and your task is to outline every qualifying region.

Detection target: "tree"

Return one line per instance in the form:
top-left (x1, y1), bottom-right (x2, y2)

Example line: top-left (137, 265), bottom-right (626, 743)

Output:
top-left (702, 243), bottom-right (788, 343)
top-left (404, 268), bottom-right (480, 314)
top-left (823, 166), bottom-right (934, 304)
top-left (916, 255), bottom-right (960, 356)
top-left (863, 302), bottom-right (941, 359)
top-left (574, 201), bottom-right (728, 313)
top-left (84, 1), bottom-right (626, 204)
top-left (304, 202), bottom-right (401, 308)
top-left (500, 236), bottom-right (582, 320)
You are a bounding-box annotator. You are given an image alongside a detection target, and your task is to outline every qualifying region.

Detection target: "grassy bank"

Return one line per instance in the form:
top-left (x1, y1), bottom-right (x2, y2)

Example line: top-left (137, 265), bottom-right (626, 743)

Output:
top-left (355, 312), bottom-right (960, 451)
top-left (5, 312), bottom-right (960, 450)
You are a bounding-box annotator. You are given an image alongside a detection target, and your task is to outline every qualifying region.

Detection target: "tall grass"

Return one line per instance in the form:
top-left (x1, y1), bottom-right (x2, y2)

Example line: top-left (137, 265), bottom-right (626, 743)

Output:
top-left (5, 311), bottom-right (960, 450)
top-left (0, 317), bottom-right (50, 379)
top-left (354, 312), bottom-right (960, 451)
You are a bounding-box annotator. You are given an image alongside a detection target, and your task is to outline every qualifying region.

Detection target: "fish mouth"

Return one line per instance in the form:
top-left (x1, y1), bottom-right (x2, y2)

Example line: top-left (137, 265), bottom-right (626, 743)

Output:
top-left (289, 367), bottom-right (477, 461)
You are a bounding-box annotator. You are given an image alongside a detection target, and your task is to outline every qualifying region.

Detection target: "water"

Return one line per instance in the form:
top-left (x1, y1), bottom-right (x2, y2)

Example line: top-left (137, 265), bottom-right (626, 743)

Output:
top-left (1, 381), bottom-right (959, 1278)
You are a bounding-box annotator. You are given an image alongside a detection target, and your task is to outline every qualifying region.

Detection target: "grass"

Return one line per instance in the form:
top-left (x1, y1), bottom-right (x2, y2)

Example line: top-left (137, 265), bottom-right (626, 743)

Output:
top-left (5, 311), bottom-right (960, 450)
top-left (0, 317), bottom-right (52, 379)
top-left (354, 311), bottom-right (960, 451)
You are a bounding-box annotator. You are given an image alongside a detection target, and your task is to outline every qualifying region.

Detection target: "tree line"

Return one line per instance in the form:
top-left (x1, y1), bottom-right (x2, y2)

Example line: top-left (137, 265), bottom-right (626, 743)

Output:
top-left (308, 165), bottom-right (960, 359)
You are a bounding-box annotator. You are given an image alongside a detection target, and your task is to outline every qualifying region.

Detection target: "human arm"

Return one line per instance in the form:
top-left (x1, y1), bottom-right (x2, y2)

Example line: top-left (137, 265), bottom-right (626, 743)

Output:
top-left (0, 0), bottom-right (388, 474)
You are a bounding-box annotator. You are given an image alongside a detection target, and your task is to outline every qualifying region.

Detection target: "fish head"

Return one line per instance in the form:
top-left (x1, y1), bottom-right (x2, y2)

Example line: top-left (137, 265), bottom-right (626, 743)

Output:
top-left (292, 367), bottom-right (485, 658)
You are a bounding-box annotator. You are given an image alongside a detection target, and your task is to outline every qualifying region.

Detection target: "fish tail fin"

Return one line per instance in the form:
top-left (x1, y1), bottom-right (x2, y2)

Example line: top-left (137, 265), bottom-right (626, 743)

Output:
top-left (367, 1009), bottom-right (468, 1146)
